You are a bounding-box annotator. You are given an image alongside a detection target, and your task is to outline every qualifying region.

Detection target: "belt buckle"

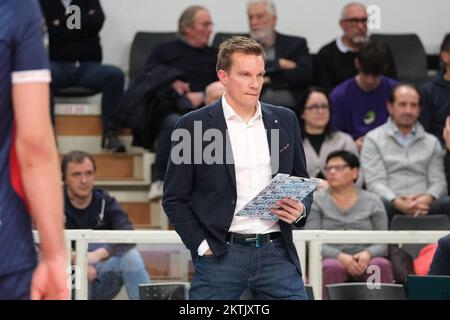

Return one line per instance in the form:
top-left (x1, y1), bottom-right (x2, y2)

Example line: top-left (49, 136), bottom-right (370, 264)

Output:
top-left (245, 234), bottom-right (260, 248)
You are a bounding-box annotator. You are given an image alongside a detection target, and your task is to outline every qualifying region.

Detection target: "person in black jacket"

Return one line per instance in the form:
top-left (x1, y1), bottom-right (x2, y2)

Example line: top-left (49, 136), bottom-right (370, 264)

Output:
top-left (39, 0), bottom-right (125, 152)
top-left (146, 5), bottom-right (217, 200)
top-left (420, 35), bottom-right (450, 146)
top-left (429, 233), bottom-right (450, 275)
top-left (62, 151), bottom-right (150, 299)
top-left (246, 0), bottom-right (314, 109)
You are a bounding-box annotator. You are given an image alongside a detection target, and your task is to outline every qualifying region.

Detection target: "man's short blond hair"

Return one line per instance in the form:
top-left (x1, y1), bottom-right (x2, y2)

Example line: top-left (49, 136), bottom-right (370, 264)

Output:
top-left (216, 36), bottom-right (267, 72)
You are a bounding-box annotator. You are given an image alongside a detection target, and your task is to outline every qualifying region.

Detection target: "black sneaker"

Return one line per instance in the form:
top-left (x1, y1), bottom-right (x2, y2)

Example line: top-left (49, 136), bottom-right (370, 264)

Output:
top-left (102, 131), bottom-right (126, 153)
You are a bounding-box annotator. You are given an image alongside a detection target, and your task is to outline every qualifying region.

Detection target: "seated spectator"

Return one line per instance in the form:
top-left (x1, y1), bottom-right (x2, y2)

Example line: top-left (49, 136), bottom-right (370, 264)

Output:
top-left (204, 81), bottom-right (225, 105)
top-left (39, 0), bottom-right (125, 152)
top-left (330, 39), bottom-right (397, 151)
top-left (315, 2), bottom-right (396, 92)
top-left (247, 0), bottom-right (313, 109)
top-left (444, 116), bottom-right (450, 193)
top-left (145, 5), bottom-right (217, 200)
top-left (420, 34), bottom-right (450, 146)
top-left (361, 84), bottom-right (450, 221)
top-left (429, 233), bottom-right (450, 275)
top-left (304, 150), bottom-right (393, 299)
top-left (297, 87), bottom-right (358, 181)
top-left (62, 151), bottom-right (150, 300)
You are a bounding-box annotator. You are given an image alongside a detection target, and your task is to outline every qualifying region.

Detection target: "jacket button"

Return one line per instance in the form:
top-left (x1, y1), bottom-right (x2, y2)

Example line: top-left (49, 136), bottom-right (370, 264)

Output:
top-left (231, 199), bottom-right (236, 205)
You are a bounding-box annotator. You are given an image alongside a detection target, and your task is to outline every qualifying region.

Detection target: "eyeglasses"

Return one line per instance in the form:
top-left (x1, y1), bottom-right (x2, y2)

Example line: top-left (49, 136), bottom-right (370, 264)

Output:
top-left (304, 103), bottom-right (329, 112)
top-left (323, 164), bottom-right (350, 173)
top-left (342, 17), bottom-right (368, 25)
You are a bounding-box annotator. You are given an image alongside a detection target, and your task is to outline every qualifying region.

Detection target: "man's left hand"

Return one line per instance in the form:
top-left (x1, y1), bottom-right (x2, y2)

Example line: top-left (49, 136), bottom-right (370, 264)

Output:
top-left (271, 197), bottom-right (304, 224)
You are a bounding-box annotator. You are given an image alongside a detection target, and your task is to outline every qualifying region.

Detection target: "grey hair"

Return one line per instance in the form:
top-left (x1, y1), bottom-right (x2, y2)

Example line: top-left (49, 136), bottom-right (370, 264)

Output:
top-left (247, 0), bottom-right (276, 16)
top-left (340, 2), bottom-right (366, 20)
top-left (178, 5), bottom-right (208, 35)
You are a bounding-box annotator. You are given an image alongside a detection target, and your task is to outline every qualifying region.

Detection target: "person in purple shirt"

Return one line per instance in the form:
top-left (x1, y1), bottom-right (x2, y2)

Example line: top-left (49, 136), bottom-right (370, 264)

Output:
top-left (330, 39), bottom-right (397, 151)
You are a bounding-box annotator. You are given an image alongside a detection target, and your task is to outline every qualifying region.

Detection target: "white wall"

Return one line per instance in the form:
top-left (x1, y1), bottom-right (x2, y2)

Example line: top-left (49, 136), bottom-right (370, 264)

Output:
top-left (100, 0), bottom-right (450, 70)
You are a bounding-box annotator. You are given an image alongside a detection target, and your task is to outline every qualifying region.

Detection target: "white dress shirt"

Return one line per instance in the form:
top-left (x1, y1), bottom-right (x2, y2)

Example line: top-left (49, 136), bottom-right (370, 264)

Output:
top-left (198, 95), bottom-right (280, 255)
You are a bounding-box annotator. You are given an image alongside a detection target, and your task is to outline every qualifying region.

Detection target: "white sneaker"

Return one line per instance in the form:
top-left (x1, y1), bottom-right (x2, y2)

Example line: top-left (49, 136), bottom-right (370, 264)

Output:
top-left (148, 180), bottom-right (164, 200)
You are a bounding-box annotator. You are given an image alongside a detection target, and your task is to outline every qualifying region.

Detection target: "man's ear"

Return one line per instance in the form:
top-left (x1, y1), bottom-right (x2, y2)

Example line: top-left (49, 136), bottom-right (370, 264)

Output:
top-left (387, 102), bottom-right (394, 115)
top-left (217, 70), bottom-right (227, 85)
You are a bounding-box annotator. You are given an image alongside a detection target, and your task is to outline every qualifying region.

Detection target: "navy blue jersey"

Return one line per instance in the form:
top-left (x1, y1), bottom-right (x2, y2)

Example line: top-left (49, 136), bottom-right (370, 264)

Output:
top-left (0, 0), bottom-right (50, 276)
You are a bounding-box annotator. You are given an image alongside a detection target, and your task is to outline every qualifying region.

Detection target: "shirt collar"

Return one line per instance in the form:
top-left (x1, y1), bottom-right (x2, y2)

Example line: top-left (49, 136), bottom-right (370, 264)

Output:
top-left (221, 95), bottom-right (262, 122)
top-left (389, 117), bottom-right (417, 136)
top-left (336, 36), bottom-right (354, 53)
top-left (61, 0), bottom-right (72, 9)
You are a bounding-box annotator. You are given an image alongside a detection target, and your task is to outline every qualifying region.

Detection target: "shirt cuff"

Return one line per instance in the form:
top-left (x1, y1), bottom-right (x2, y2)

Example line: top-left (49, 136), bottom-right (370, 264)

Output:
top-left (197, 239), bottom-right (210, 256)
top-left (12, 69), bottom-right (51, 84)
top-left (293, 203), bottom-right (306, 224)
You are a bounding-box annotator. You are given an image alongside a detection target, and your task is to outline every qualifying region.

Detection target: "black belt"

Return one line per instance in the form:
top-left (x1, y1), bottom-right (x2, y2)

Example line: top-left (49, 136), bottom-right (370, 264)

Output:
top-left (226, 232), bottom-right (281, 246)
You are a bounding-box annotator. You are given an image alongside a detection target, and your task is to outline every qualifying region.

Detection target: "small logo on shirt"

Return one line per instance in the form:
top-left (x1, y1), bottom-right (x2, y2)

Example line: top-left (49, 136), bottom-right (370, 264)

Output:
top-left (363, 110), bottom-right (376, 125)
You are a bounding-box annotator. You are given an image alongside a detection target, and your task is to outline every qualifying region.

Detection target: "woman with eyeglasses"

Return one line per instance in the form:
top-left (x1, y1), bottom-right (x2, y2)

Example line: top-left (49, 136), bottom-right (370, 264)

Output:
top-left (297, 87), bottom-right (358, 184)
top-left (304, 150), bottom-right (393, 299)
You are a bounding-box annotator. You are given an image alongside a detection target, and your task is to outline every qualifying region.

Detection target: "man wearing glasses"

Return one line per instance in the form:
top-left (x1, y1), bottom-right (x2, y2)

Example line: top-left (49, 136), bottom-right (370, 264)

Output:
top-left (315, 2), bottom-right (396, 92)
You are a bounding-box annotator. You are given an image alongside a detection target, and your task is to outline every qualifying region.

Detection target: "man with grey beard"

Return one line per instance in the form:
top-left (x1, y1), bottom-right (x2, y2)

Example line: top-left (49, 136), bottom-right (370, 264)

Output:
top-left (247, 0), bottom-right (313, 110)
top-left (315, 2), bottom-right (396, 92)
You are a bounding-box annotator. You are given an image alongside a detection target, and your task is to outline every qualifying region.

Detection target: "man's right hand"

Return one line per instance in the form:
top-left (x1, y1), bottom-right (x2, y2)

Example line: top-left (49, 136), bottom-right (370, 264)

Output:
top-left (30, 257), bottom-right (69, 300)
top-left (443, 116), bottom-right (450, 151)
top-left (203, 248), bottom-right (214, 256)
top-left (278, 58), bottom-right (297, 70)
top-left (172, 80), bottom-right (190, 95)
top-left (87, 264), bottom-right (97, 282)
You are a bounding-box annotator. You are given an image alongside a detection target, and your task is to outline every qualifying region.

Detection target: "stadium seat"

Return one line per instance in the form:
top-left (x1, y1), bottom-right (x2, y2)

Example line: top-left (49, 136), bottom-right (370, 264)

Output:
top-left (326, 282), bottom-right (406, 300)
top-left (390, 215), bottom-right (450, 258)
top-left (139, 282), bottom-right (190, 300)
top-left (370, 33), bottom-right (429, 86)
top-left (212, 32), bottom-right (248, 48)
top-left (129, 31), bottom-right (177, 84)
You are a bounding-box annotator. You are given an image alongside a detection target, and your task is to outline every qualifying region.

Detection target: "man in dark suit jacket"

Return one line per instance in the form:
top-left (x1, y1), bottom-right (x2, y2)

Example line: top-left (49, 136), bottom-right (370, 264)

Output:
top-left (163, 36), bottom-right (312, 300)
top-left (246, 0), bottom-right (313, 109)
top-left (429, 233), bottom-right (450, 275)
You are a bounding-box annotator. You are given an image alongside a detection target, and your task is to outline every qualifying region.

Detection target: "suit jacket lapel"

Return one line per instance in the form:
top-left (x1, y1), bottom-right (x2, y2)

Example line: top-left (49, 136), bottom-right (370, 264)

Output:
top-left (207, 101), bottom-right (237, 189)
top-left (262, 104), bottom-right (281, 177)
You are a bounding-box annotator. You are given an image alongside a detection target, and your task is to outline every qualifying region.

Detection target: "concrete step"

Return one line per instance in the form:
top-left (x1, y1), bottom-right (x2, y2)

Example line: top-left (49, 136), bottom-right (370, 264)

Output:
top-left (109, 191), bottom-right (168, 230)
top-left (121, 201), bottom-right (151, 227)
top-left (55, 114), bottom-right (132, 136)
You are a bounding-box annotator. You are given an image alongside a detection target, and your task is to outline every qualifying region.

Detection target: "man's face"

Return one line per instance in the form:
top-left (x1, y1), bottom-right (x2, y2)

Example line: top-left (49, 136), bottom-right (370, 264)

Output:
top-left (247, 3), bottom-right (276, 42)
top-left (218, 52), bottom-right (265, 110)
top-left (388, 86), bottom-right (421, 130)
top-left (441, 48), bottom-right (450, 70)
top-left (340, 5), bottom-right (368, 46)
top-left (184, 9), bottom-right (213, 47)
top-left (65, 158), bottom-right (95, 200)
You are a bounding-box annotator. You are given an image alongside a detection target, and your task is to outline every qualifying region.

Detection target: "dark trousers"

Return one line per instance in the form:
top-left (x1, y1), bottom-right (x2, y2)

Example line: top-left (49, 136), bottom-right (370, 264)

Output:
top-left (152, 112), bottom-right (181, 182)
top-left (50, 62), bottom-right (125, 131)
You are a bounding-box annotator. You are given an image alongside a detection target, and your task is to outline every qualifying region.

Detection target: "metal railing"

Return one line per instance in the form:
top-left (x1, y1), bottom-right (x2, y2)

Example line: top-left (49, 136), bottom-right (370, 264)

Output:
top-left (34, 230), bottom-right (449, 300)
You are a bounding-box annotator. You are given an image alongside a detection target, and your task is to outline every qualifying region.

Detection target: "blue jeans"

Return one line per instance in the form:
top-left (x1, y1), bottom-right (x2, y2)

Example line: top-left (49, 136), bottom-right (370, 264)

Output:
top-left (90, 248), bottom-right (150, 300)
top-left (50, 62), bottom-right (125, 131)
top-left (189, 237), bottom-right (307, 300)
